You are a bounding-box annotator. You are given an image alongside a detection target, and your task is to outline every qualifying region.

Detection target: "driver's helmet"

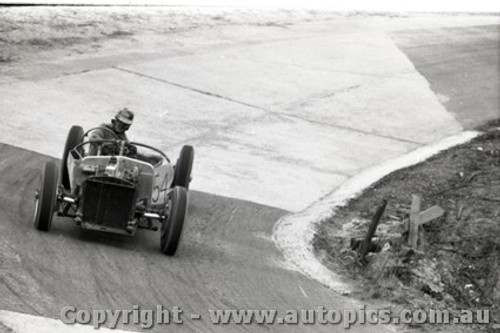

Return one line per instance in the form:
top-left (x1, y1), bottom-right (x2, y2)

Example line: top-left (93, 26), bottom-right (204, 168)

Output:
top-left (115, 108), bottom-right (134, 125)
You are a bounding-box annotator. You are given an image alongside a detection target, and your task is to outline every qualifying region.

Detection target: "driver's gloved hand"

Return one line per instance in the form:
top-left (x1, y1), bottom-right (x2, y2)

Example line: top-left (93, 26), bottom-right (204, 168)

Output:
top-left (102, 142), bottom-right (120, 155)
top-left (125, 143), bottom-right (137, 156)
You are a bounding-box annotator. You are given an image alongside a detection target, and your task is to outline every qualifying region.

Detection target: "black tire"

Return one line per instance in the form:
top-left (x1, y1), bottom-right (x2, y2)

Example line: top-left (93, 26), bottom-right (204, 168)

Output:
top-left (161, 186), bottom-right (188, 256)
top-left (172, 145), bottom-right (194, 189)
top-left (61, 125), bottom-right (84, 190)
top-left (34, 161), bottom-right (58, 231)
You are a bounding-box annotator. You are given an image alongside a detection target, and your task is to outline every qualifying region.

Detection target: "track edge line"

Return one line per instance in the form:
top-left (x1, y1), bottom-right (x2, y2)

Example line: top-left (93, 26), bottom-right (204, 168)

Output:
top-left (272, 130), bottom-right (481, 294)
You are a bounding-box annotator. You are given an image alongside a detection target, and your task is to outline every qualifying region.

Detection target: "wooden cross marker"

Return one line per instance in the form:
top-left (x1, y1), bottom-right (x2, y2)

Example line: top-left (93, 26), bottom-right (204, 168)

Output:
top-left (408, 195), bottom-right (445, 249)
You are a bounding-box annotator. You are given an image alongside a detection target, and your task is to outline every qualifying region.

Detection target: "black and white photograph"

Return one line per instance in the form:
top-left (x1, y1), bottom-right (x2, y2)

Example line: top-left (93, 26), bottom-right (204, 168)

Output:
top-left (0, 1), bottom-right (498, 332)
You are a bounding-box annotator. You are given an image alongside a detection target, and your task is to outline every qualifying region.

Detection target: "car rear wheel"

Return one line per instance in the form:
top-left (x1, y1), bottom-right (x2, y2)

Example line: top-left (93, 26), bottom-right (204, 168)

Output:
top-left (61, 125), bottom-right (84, 190)
top-left (34, 161), bottom-right (58, 231)
top-left (161, 186), bottom-right (188, 256)
top-left (172, 145), bottom-right (194, 189)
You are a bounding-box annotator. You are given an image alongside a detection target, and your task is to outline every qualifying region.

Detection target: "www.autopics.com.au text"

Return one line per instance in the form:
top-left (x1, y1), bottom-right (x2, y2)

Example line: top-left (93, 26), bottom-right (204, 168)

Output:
top-left (60, 305), bottom-right (490, 329)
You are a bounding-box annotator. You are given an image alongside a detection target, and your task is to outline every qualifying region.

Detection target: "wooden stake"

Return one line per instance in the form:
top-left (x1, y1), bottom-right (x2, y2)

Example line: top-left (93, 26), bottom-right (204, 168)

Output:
top-left (408, 195), bottom-right (421, 249)
top-left (419, 206), bottom-right (445, 225)
top-left (407, 195), bottom-right (445, 249)
top-left (359, 199), bottom-right (387, 258)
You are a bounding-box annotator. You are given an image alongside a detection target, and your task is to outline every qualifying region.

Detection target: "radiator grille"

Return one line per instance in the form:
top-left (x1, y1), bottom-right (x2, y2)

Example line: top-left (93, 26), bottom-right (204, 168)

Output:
top-left (82, 177), bottom-right (137, 229)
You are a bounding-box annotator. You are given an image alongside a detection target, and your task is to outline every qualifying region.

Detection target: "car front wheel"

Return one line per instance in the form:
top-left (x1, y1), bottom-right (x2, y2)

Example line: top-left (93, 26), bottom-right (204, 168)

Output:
top-left (172, 145), bottom-right (194, 189)
top-left (61, 125), bottom-right (83, 190)
top-left (160, 186), bottom-right (188, 256)
top-left (34, 160), bottom-right (58, 231)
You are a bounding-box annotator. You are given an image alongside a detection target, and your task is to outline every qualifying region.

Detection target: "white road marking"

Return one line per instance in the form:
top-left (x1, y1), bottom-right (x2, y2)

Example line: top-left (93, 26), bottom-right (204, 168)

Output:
top-left (273, 130), bottom-right (480, 293)
top-left (0, 310), bottom-right (132, 333)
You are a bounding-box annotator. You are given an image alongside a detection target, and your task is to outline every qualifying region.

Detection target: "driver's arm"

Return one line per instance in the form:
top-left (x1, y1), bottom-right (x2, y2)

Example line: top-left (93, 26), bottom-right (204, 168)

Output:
top-left (134, 149), bottom-right (162, 165)
top-left (88, 128), bottom-right (105, 156)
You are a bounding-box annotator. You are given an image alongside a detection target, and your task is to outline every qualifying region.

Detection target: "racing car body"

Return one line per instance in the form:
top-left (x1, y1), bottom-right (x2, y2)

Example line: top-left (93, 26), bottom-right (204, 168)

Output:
top-left (33, 125), bottom-right (194, 256)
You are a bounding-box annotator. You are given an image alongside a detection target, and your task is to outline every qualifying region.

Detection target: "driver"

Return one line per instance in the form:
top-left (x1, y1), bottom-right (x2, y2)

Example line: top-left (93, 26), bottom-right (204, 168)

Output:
top-left (88, 109), bottom-right (162, 165)
top-left (88, 108), bottom-right (135, 156)
top-left (91, 108), bottom-right (134, 141)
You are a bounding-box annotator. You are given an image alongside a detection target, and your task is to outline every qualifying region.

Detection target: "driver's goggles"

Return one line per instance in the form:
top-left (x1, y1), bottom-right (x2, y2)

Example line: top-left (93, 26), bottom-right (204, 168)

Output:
top-left (115, 121), bottom-right (131, 130)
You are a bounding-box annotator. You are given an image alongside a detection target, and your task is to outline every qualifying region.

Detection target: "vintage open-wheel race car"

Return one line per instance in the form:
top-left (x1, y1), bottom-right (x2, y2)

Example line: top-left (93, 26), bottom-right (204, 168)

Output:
top-left (33, 125), bottom-right (194, 256)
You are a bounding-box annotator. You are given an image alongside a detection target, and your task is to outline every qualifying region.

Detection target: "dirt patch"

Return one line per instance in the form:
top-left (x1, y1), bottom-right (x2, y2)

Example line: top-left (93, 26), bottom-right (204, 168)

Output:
top-left (314, 120), bottom-right (500, 331)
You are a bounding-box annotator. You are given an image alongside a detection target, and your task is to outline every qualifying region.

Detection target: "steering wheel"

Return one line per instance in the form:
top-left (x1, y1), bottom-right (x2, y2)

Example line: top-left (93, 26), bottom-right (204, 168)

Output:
top-left (99, 141), bottom-right (137, 157)
top-left (83, 127), bottom-right (121, 156)
top-left (83, 127), bottom-right (119, 140)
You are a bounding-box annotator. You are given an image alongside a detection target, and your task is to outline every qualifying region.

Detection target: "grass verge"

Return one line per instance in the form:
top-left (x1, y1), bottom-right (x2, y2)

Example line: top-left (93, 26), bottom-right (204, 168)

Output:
top-left (314, 120), bottom-right (500, 331)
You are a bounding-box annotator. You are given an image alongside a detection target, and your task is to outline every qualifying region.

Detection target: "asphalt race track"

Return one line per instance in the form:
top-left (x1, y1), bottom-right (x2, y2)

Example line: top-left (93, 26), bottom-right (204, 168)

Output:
top-left (0, 12), bottom-right (498, 333)
top-left (0, 144), bottom-right (388, 333)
